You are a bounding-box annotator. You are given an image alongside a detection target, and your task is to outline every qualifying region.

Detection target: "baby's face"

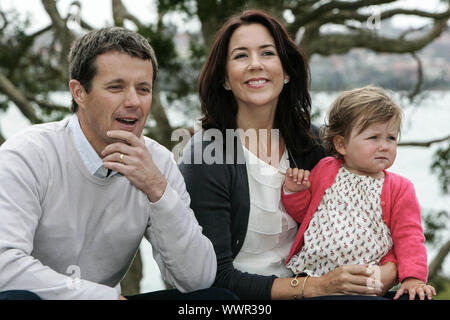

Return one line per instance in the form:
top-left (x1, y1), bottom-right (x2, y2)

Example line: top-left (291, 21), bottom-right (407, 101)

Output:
top-left (339, 119), bottom-right (399, 178)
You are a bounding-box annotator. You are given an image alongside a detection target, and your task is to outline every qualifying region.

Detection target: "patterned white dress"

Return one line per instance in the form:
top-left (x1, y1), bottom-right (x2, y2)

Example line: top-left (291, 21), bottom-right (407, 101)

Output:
top-left (286, 165), bottom-right (393, 276)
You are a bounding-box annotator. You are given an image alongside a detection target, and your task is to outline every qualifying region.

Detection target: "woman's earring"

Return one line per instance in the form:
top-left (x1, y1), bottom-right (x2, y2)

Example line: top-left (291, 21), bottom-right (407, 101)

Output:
top-left (283, 79), bottom-right (289, 85)
top-left (224, 84), bottom-right (230, 90)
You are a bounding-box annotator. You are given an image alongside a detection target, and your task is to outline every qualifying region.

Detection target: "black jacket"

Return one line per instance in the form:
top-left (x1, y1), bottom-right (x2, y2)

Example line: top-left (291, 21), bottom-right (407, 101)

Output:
top-left (179, 128), bottom-right (326, 299)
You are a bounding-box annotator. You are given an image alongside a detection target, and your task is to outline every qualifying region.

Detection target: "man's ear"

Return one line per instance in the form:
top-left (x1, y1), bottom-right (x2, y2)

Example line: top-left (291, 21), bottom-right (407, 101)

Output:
top-left (333, 135), bottom-right (347, 156)
top-left (69, 79), bottom-right (86, 110)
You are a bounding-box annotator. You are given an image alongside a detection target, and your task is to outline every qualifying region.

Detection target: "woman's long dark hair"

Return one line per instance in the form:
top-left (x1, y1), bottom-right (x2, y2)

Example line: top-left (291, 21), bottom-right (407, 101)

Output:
top-left (197, 9), bottom-right (314, 156)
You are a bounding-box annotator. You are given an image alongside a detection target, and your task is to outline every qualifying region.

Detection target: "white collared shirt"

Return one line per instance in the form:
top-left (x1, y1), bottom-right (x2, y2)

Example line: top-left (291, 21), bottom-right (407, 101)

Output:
top-left (68, 115), bottom-right (120, 178)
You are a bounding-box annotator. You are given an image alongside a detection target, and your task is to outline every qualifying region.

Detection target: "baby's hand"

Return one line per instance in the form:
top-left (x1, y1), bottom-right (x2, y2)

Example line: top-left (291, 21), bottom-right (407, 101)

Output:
top-left (284, 168), bottom-right (311, 193)
top-left (393, 278), bottom-right (436, 300)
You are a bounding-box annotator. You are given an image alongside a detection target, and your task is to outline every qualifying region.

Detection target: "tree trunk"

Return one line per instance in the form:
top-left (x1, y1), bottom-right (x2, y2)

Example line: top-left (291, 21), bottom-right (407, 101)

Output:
top-left (148, 83), bottom-right (173, 148)
top-left (428, 240), bottom-right (450, 282)
top-left (120, 249), bottom-right (143, 296)
top-left (0, 131), bottom-right (5, 145)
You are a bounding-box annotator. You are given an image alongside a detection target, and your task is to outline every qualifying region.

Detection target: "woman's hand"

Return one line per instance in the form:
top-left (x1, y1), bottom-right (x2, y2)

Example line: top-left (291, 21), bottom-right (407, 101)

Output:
top-left (309, 265), bottom-right (383, 296)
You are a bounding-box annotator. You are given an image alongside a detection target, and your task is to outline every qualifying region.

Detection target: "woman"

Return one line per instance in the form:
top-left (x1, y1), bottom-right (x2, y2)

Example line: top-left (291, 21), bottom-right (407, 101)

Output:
top-left (179, 9), bottom-right (397, 300)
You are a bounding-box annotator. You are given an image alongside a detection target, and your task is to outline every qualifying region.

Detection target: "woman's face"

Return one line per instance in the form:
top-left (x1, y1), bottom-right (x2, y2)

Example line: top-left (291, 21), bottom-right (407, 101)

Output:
top-left (225, 23), bottom-right (289, 112)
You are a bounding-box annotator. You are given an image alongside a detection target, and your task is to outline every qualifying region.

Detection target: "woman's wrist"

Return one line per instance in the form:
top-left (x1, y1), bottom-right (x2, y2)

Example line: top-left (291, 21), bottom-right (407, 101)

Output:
top-left (271, 275), bottom-right (322, 300)
top-left (290, 275), bottom-right (311, 299)
top-left (302, 275), bottom-right (321, 298)
top-left (379, 262), bottom-right (398, 296)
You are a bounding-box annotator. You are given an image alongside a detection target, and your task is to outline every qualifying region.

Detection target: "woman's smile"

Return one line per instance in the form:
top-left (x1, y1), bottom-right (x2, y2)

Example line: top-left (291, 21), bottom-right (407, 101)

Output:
top-left (245, 78), bottom-right (270, 88)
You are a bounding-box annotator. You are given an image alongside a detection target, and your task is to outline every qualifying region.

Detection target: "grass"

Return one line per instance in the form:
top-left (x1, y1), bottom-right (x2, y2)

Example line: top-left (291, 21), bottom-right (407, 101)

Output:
top-left (431, 277), bottom-right (450, 300)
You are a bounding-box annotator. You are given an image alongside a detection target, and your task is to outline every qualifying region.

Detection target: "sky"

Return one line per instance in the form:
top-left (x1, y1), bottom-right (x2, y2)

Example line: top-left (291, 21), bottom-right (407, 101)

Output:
top-left (0, 0), bottom-right (448, 34)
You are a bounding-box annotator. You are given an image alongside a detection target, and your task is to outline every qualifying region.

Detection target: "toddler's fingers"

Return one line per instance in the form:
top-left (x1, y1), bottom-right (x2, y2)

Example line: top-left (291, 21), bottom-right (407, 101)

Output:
top-left (393, 287), bottom-right (405, 300)
top-left (427, 285), bottom-right (436, 299)
top-left (296, 169), bottom-right (305, 184)
top-left (417, 287), bottom-right (425, 300)
top-left (303, 170), bottom-right (310, 183)
top-left (409, 288), bottom-right (417, 300)
top-left (292, 168), bottom-right (299, 181)
top-left (286, 168), bottom-right (293, 177)
top-left (425, 287), bottom-right (432, 300)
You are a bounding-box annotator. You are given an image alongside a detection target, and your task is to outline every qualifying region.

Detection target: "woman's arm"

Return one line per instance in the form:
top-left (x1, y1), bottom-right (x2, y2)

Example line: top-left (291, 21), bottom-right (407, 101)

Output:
top-left (179, 138), bottom-right (276, 300)
top-left (378, 262), bottom-right (398, 296)
top-left (271, 265), bottom-right (385, 299)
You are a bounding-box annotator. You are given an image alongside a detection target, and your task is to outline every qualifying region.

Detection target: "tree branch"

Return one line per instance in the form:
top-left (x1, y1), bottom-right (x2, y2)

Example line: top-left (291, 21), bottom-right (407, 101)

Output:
top-left (320, 7), bottom-right (450, 25)
top-left (41, 0), bottom-right (66, 30)
top-left (297, 0), bottom-right (397, 26)
top-left (0, 10), bottom-right (8, 33)
top-left (0, 130), bottom-right (5, 145)
top-left (79, 18), bottom-right (94, 31)
top-left (0, 73), bottom-right (41, 124)
top-left (408, 52), bottom-right (424, 102)
top-left (41, 0), bottom-right (76, 78)
top-left (25, 94), bottom-right (70, 113)
top-left (112, 0), bottom-right (144, 28)
top-left (399, 135), bottom-right (450, 147)
top-left (308, 18), bottom-right (449, 56)
top-left (428, 239), bottom-right (450, 282)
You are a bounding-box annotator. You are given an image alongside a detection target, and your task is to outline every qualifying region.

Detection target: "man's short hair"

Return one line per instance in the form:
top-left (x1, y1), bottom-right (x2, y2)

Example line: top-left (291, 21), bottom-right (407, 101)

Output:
top-left (68, 27), bottom-right (158, 112)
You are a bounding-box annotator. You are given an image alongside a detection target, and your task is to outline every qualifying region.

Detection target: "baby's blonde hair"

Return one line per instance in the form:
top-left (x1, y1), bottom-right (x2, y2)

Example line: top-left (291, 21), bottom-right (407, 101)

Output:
top-left (321, 85), bottom-right (403, 159)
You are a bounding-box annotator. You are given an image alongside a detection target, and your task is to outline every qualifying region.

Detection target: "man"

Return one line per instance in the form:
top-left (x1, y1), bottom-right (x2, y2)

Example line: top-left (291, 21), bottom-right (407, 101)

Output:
top-left (0, 27), bottom-right (219, 300)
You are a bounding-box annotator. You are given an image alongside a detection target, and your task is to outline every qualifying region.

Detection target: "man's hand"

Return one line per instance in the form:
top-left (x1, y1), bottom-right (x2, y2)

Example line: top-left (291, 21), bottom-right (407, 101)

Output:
top-left (284, 168), bottom-right (311, 193)
top-left (101, 130), bottom-right (167, 203)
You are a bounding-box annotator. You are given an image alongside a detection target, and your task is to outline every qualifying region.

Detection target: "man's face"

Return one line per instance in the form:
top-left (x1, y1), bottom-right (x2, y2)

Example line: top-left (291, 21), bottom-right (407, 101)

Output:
top-left (72, 51), bottom-right (153, 155)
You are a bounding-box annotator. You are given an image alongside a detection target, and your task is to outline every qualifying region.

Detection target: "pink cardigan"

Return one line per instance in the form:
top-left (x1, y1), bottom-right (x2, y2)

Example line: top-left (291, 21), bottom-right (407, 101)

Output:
top-left (282, 156), bottom-right (428, 283)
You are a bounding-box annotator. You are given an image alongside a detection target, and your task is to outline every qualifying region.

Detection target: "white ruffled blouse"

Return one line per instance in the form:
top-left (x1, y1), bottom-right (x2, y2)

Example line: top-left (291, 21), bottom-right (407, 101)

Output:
top-left (286, 165), bottom-right (393, 276)
top-left (233, 146), bottom-right (298, 278)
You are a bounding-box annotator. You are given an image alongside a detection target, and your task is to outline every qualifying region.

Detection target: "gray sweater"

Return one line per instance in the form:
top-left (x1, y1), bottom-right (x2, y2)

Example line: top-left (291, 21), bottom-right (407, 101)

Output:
top-left (0, 118), bottom-right (216, 299)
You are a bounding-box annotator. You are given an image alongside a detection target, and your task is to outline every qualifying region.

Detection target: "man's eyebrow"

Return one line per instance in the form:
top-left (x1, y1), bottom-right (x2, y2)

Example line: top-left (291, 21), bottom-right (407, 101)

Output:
top-left (230, 44), bottom-right (276, 55)
top-left (104, 79), bottom-right (152, 86)
top-left (137, 81), bottom-right (152, 87)
top-left (105, 79), bottom-right (125, 85)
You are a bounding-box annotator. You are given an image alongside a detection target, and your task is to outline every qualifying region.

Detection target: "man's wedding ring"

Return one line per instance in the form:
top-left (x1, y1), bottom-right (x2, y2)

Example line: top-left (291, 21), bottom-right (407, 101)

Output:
top-left (119, 153), bottom-right (124, 163)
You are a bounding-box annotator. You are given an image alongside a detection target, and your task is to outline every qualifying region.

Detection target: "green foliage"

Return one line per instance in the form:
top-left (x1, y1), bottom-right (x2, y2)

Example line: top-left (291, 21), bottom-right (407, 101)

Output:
top-left (423, 210), bottom-right (449, 244)
top-left (188, 35), bottom-right (206, 70)
top-left (157, 0), bottom-right (196, 16)
top-left (137, 24), bottom-right (180, 72)
top-left (0, 9), bottom-right (66, 112)
top-left (0, 96), bottom-right (8, 112)
top-left (430, 276), bottom-right (450, 299)
top-left (431, 143), bottom-right (450, 194)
